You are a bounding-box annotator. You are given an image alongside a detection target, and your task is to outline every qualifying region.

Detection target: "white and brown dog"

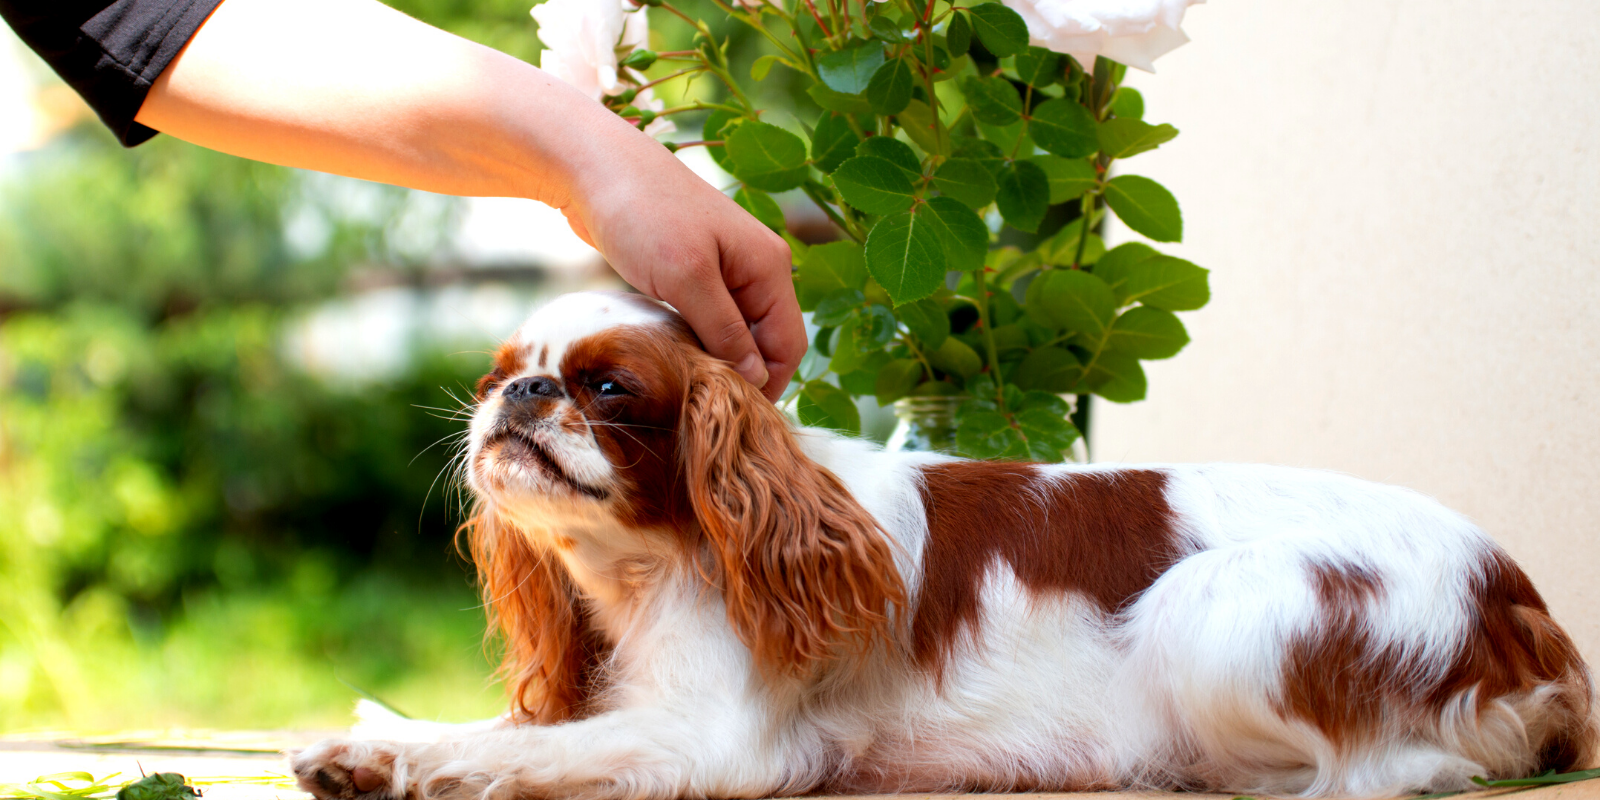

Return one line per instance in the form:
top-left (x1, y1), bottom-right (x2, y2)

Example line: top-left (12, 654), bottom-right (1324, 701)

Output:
top-left (292, 290), bottom-right (1594, 799)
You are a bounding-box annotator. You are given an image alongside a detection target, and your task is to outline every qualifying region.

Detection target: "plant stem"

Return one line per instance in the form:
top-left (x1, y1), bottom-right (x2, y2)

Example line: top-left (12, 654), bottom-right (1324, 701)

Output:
top-left (1071, 192), bottom-right (1095, 268)
top-left (801, 181), bottom-right (865, 241)
top-left (970, 265), bottom-right (1007, 411)
top-left (634, 66), bottom-right (710, 92)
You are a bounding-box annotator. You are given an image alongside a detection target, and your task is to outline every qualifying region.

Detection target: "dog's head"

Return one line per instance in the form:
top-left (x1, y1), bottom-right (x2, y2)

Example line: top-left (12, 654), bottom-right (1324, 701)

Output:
top-left (461, 291), bottom-right (904, 721)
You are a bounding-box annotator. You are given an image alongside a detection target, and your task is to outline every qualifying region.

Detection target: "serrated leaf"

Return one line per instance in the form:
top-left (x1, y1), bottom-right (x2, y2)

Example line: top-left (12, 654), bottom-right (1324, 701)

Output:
top-left (919, 196), bottom-right (989, 272)
top-left (867, 57), bottom-right (915, 115)
top-left (734, 187), bottom-right (785, 233)
top-left (953, 138), bottom-right (1006, 176)
top-left (808, 82), bottom-right (874, 114)
top-left (927, 335), bottom-right (982, 378)
top-left (726, 121), bottom-right (810, 192)
top-left (865, 211), bottom-right (947, 304)
top-left (1084, 351), bottom-right (1146, 402)
top-left (945, 11), bottom-right (972, 57)
top-left (832, 156), bottom-right (918, 215)
top-left (703, 109), bottom-right (742, 171)
top-left (1024, 268), bottom-right (1116, 335)
top-left (1028, 97), bottom-right (1098, 158)
top-left (1104, 174), bottom-right (1183, 242)
top-left (798, 380), bottom-right (861, 434)
top-left (1031, 155), bottom-right (1097, 204)
top-left (875, 358), bottom-right (924, 405)
top-left (1014, 47), bottom-right (1064, 87)
top-left (856, 136), bottom-right (921, 178)
top-left (1098, 118), bottom-right (1178, 159)
top-left (1012, 346), bottom-right (1082, 392)
top-left (960, 75), bottom-right (1023, 127)
top-left (1107, 306), bottom-right (1188, 359)
top-left (813, 288), bottom-right (865, 325)
top-left (795, 241), bottom-right (868, 309)
top-left (1116, 255), bottom-right (1210, 310)
top-left (897, 98), bottom-right (945, 155)
top-left (1111, 86), bottom-right (1144, 119)
top-left (810, 113), bottom-right (861, 174)
top-left (967, 3), bottom-right (1028, 57)
top-left (995, 159), bottom-right (1049, 233)
top-left (867, 14), bottom-right (907, 42)
top-left (1015, 405), bottom-right (1080, 462)
top-left (955, 409), bottom-right (1016, 459)
top-left (898, 298), bottom-right (950, 349)
top-left (932, 158), bottom-right (998, 209)
top-left (817, 44), bottom-right (886, 95)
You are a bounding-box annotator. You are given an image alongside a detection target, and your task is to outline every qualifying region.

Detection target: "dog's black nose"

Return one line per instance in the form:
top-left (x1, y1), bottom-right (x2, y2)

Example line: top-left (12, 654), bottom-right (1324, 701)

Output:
top-left (502, 376), bottom-right (563, 402)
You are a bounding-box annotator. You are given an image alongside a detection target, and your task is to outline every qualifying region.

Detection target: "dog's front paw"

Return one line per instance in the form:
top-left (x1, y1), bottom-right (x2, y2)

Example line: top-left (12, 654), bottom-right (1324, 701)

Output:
top-left (291, 739), bottom-right (413, 800)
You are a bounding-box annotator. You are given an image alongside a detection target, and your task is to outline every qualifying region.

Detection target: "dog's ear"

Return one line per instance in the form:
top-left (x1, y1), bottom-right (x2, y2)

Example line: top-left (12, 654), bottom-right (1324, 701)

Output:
top-left (680, 359), bottom-right (906, 674)
top-left (462, 509), bottom-right (606, 723)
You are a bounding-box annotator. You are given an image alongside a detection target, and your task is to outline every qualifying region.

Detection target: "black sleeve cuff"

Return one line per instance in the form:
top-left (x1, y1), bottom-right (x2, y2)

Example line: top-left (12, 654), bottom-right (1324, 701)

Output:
top-left (2, 0), bottom-right (225, 146)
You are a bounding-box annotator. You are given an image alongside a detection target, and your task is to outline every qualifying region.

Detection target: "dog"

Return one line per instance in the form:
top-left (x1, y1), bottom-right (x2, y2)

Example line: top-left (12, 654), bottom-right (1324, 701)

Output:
top-left (292, 290), bottom-right (1594, 799)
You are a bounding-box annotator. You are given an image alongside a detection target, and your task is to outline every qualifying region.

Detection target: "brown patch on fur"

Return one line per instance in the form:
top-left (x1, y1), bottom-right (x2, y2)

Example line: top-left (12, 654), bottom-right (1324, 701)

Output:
top-left (913, 463), bottom-right (1182, 673)
top-left (475, 340), bottom-right (527, 400)
top-left (538, 344), bottom-right (549, 369)
top-left (683, 357), bottom-right (907, 674)
top-left (461, 511), bottom-right (609, 724)
top-left (1276, 553), bottom-right (1594, 770)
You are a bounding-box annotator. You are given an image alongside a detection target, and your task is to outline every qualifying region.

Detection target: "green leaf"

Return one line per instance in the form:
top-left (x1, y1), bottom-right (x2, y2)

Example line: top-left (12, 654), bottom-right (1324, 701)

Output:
top-left (927, 335), bottom-right (982, 378)
top-left (829, 322), bottom-right (870, 373)
top-left (797, 380), bottom-right (861, 434)
top-left (1030, 155), bottom-right (1097, 205)
top-left (1015, 400), bottom-right (1080, 461)
top-left (1107, 306), bottom-right (1189, 359)
top-left (856, 136), bottom-right (921, 178)
top-left (726, 121), bottom-right (810, 192)
top-left (1039, 224), bottom-right (1105, 266)
top-left (839, 351), bottom-right (893, 394)
top-left (898, 298), bottom-right (950, 349)
top-left (960, 76), bottom-right (1023, 127)
top-left (1084, 351), bottom-right (1146, 402)
top-left (1012, 346), bottom-right (1082, 392)
top-left (977, 118), bottom-right (1028, 152)
top-left (1111, 86), bottom-right (1144, 119)
top-left (953, 138), bottom-right (1006, 176)
top-left (896, 99), bottom-right (945, 156)
top-left (1013, 47), bottom-right (1064, 87)
top-left (832, 156), bottom-right (918, 215)
top-left (1097, 118), bottom-right (1178, 159)
top-left (795, 241), bottom-right (868, 309)
top-left (808, 82), bottom-right (874, 114)
top-left (1089, 241), bottom-right (1158, 298)
top-left (867, 57), bottom-right (915, 115)
top-left (919, 197), bottom-right (989, 272)
top-left (865, 210), bottom-right (947, 304)
top-left (858, 303), bottom-right (898, 346)
top-left (810, 113), bottom-right (861, 174)
top-left (817, 44), bottom-right (886, 95)
top-left (813, 288), bottom-right (865, 325)
top-left (932, 158), bottom-right (998, 209)
top-left (1024, 268), bottom-right (1116, 335)
top-left (734, 187), bottom-right (785, 233)
top-left (967, 3), bottom-right (1028, 57)
top-left (945, 11), bottom-right (972, 57)
top-left (874, 358), bottom-right (924, 405)
top-left (955, 409), bottom-right (1016, 459)
top-left (995, 159), bottom-right (1049, 233)
top-left (867, 15), bottom-right (907, 43)
top-left (1104, 174), bottom-right (1183, 242)
top-left (1028, 97), bottom-right (1098, 158)
top-left (1115, 255), bottom-right (1210, 310)
top-left (703, 109), bottom-right (742, 171)
top-left (751, 54), bottom-right (786, 81)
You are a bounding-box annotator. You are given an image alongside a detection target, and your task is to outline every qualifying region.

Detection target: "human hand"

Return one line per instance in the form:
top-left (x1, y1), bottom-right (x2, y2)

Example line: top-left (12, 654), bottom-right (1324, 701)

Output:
top-left (552, 105), bottom-right (805, 403)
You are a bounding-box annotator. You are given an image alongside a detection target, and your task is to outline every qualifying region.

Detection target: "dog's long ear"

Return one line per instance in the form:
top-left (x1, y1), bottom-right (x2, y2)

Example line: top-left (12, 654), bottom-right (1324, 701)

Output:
top-left (462, 509), bottom-right (606, 723)
top-left (681, 359), bottom-right (907, 674)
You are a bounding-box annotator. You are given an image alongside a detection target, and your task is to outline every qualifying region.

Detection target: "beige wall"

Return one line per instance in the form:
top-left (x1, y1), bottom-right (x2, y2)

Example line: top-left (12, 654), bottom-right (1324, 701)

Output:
top-left (1095, 0), bottom-right (1600, 662)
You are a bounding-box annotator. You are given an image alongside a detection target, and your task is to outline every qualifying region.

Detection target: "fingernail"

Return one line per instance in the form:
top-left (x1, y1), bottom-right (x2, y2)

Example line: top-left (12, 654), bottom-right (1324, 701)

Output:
top-left (737, 353), bottom-right (769, 388)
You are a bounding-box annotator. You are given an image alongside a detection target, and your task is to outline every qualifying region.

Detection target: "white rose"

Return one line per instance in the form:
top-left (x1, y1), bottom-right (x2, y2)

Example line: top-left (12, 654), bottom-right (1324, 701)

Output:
top-left (999, 0), bottom-right (1203, 72)
top-left (531, 0), bottom-right (649, 99)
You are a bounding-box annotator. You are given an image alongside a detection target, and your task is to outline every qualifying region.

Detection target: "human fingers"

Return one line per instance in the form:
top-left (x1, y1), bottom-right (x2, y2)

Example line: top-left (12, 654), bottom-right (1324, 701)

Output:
top-left (650, 240), bottom-right (771, 392)
top-left (719, 230), bottom-right (804, 402)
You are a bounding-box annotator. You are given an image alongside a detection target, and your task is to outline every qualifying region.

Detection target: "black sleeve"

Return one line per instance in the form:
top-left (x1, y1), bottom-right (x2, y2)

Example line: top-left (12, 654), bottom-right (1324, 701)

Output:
top-left (1, 0), bottom-right (225, 146)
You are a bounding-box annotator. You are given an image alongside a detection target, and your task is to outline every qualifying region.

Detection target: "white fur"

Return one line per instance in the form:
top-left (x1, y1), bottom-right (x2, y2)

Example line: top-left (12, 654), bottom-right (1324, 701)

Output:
top-left (292, 293), bottom-right (1588, 800)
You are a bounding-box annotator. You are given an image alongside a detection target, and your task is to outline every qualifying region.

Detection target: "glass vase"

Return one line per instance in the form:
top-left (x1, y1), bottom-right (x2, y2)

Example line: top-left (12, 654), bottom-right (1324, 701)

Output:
top-left (885, 394), bottom-right (966, 454)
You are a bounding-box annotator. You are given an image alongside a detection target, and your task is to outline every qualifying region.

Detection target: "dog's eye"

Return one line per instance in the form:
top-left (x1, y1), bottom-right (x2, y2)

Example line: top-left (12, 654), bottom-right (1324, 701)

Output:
top-left (595, 380), bottom-right (629, 396)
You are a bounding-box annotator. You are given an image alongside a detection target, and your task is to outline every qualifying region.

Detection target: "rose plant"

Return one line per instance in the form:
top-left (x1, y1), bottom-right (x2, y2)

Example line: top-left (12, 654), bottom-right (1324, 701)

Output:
top-left (533, 0), bottom-right (1208, 461)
